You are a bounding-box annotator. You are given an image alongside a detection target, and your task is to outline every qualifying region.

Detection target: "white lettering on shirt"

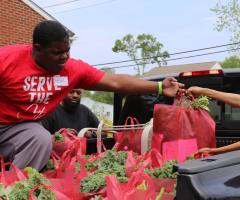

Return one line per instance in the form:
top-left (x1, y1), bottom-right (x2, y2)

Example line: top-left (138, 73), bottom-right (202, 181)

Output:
top-left (23, 76), bottom-right (31, 91)
top-left (23, 76), bottom-right (68, 105)
top-left (37, 77), bottom-right (46, 91)
top-left (46, 77), bottom-right (53, 91)
top-left (19, 75), bottom-right (69, 120)
top-left (29, 92), bottom-right (37, 102)
top-left (30, 76), bottom-right (37, 91)
top-left (17, 104), bottom-right (46, 120)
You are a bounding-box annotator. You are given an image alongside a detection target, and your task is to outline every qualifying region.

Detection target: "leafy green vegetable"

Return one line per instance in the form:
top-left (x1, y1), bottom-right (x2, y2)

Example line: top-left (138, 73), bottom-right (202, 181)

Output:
top-left (144, 160), bottom-right (178, 179)
top-left (90, 195), bottom-right (103, 200)
top-left (80, 150), bottom-right (128, 193)
top-left (0, 183), bottom-right (8, 200)
top-left (46, 159), bottom-right (55, 170)
top-left (54, 132), bottom-right (64, 142)
top-left (190, 96), bottom-right (210, 111)
top-left (4, 167), bottom-right (56, 200)
top-left (176, 95), bottom-right (210, 111)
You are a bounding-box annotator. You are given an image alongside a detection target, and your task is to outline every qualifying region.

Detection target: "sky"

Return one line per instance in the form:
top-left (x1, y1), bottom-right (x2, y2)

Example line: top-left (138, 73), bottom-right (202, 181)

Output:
top-left (32, 0), bottom-right (231, 75)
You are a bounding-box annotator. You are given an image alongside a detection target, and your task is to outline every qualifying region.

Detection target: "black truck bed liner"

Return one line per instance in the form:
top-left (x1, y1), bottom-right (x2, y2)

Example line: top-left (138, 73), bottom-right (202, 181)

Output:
top-left (175, 150), bottom-right (240, 200)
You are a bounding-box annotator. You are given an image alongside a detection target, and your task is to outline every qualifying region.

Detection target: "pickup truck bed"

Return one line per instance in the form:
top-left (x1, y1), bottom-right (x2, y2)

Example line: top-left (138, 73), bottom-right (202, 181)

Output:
top-left (175, 150), bottom-right (240, 200)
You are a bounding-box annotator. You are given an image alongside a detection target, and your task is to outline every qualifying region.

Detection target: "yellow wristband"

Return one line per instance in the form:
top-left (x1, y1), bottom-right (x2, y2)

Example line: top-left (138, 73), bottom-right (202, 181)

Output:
top-left (158, 81), bottom-right (163, 95)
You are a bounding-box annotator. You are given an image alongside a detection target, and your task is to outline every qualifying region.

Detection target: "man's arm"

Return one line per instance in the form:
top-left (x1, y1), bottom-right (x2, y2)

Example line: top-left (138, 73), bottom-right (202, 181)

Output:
top-left (89, 73), bottom-right (183, 97)
top-left (187, 86), bottom-right (240, 107)
top-left (199, 142), bottom-right (240, 155)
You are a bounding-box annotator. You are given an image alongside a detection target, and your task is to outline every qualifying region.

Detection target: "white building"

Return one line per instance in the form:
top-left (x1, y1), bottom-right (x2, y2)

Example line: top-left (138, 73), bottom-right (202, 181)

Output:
top-left (81, 97), bottom-right (113, 121)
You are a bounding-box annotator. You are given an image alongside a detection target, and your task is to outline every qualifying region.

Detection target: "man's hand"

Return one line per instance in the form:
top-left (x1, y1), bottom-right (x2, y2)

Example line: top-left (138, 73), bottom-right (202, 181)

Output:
top-left (162, 77), bottom-right (185, 97)
top-left (85, 131), bottom-right (107, 139)
top-left (186, 86), bottom-right (205, 97)
top-left (194, 147), bottom-right (213, 159)
top-left (198, 147), bottom-right (217, 155)
top-left (198, 147), bottom-right (212, 154)
top-left (85, 131), bottom-right (93, 139)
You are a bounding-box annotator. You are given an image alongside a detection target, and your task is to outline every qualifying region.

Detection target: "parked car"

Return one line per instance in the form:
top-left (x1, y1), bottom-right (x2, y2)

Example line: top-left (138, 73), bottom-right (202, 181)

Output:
top-left (113, 67), bottom-right (240, 148)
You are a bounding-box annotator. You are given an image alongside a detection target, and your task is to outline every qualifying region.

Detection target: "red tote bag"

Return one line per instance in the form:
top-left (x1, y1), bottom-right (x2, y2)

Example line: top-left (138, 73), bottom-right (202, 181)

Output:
top-left (152, 98), bottom-right (216, 162)
top-left (0, 157), bottom-right (27, 186)
top-left (113, 117), bottom-right (144, 154)
top-left (52, 128), bottom-right (86, 158)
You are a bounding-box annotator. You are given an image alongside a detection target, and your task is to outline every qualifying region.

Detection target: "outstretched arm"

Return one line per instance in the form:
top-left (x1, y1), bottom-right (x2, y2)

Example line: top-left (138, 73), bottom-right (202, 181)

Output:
top-left (199, 142), bottom-right (240, 155)
top-left (90, 73), bottom-right (184, 97)
top-left (187, 86), bottom-right (240, 107)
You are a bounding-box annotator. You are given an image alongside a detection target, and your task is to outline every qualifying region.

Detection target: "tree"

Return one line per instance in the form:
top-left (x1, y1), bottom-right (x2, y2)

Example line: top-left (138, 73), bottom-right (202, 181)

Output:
top-left (112, 34), bottom-right (169, 76)
top-left (211, 0), bottom-right (240, 53)
top-left (82, 90), bottom-right (113, 105)
top-left (221, 55), bottom-right (240, 68)
top-left (82, 68), bottom-right (114, 105)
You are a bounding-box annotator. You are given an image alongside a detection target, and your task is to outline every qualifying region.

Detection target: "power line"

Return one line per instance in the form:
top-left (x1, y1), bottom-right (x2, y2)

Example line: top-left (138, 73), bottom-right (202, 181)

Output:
top-left (52, 0), bottom-right (118, 14)
top-left (100, 47), bottom-right (240, 70)
top-left (93, 42), bottom-right (240, 67)
top-left (43, 0), bottom-right (82, 8)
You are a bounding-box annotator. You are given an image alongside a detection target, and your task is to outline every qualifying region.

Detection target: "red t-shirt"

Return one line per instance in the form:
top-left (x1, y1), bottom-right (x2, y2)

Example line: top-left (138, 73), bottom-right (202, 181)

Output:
top-left (0, 44), bottom-right (105, 124)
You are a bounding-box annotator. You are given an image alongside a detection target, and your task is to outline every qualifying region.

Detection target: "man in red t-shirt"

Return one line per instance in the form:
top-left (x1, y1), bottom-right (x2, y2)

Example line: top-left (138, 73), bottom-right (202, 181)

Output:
top-left (0, 20), bottom-right (183, 171)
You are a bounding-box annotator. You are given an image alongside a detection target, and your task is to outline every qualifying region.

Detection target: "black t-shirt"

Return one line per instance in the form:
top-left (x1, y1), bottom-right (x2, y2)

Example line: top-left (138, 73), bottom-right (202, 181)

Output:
top-left (41, 104), bottom-right (99, 134)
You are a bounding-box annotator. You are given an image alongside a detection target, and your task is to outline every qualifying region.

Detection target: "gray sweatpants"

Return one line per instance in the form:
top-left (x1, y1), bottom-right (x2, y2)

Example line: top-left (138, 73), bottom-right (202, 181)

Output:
top-left (0, 122), bottom-right (52, 171)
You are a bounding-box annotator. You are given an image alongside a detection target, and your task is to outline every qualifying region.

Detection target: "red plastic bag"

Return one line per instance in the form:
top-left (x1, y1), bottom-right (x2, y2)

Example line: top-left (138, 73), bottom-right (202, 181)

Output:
top-left (125, 151), bottom-right (138, 177)
top-left (0, 156), bottom-right (27, 186)
top-left (152, 98), bottom-right (216, 162)
top-left (114, 117), bottom-right (143, 154)
top-left (125, 149), bottom-right (163, 177)
top-left (52, 128), bottom-right (86, 158)
top-left (29, 182), bottom-right (71, 200)
top-left (49, 177), bottom-right (86, 200)
top-left (105, 176), bottom-right (127, 200)
top-left (153, 178), bottom-right (176, 193)
top-left (143, 148), bottom-right (163, 168)
top-left (82, 188), bottom-right (106, 200)
top-left (162, 138), bottom-right (198, 162)
top-left (106, 172), bottom-right (155, 200)
top-left (45, 146), bottom-right (88, 180)
top-left (44, 151), bottom-right (88, 199)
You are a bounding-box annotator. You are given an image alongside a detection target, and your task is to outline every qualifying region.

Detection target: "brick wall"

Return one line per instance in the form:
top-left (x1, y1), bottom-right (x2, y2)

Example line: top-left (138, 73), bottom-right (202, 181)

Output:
top-left (0, 0), bottom-right (45, 46)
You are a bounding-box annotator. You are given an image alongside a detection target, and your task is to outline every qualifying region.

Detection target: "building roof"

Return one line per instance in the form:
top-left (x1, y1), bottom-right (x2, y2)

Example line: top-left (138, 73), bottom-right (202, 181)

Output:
top-left (20, 0), bottom-right (75, 37)
top-left (142, 61), bottom-right (222, 79)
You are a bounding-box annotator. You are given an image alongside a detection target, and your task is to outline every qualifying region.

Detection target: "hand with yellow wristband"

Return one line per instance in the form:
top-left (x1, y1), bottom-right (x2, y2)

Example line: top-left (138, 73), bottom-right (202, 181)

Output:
top-left (158, 77), bottom-right (184, 96)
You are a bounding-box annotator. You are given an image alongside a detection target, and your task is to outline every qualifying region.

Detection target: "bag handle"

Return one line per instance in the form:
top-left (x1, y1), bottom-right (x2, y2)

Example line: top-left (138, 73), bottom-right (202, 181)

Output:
top-left (0, 156), bottom-right (27, 185)
top-left (96, 121), bottom-right (106, 154)
top-left (58, 128), bottom-right (79, 140)
top-left (141, 118), bottom-right (153, 154)
top-left (77, 121), bottom-right (149, 138)
top-left (77, 122), bottom-right (106, 154)
top-left (124, 117), bottom-right (140, 126)
top-left (29, 182), bottom-right (70, 200)
top-left (78, 127), bottom-right (97, 138)
top-left (124, 117), bottom-right (134, 126)
top-left (49, 151), bottom-right (61, 169)
top-left (174, 94), bottom-right (195, 108)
